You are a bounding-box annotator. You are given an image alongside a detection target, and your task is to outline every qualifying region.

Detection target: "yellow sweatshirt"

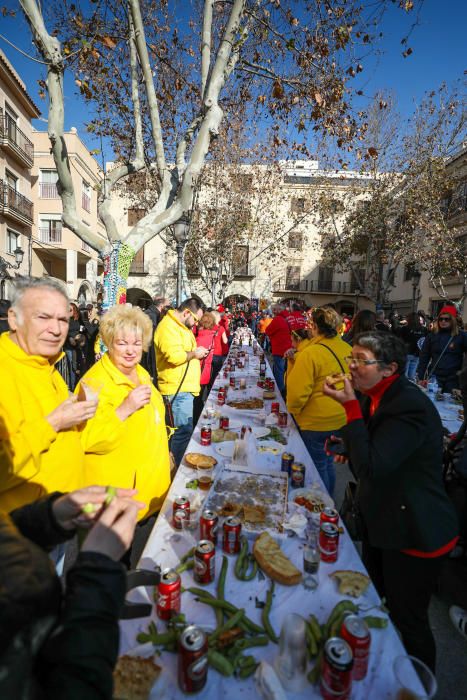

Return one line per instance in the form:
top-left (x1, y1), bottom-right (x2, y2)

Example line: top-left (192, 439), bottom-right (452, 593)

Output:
top-left (77, 353), bottom-right (170, 519)
top-left (286, 334), bottom-right (351, 431)
top-left (154, 310), bottom-right (200, 396)
top-left (0, 332), bottom-right (85, 512)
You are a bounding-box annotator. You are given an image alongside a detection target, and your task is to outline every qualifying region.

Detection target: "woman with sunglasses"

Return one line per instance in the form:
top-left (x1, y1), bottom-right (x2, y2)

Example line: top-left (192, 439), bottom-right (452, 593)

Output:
top-left (417, 304), bottom-right (467, 392)
top-left (323, 331), bottom-right (458, 672)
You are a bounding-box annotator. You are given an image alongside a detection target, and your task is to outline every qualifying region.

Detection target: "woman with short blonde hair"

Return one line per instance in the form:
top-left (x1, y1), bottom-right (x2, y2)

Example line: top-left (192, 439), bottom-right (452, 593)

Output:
top-left (76, 304), bottom-right (171, 520)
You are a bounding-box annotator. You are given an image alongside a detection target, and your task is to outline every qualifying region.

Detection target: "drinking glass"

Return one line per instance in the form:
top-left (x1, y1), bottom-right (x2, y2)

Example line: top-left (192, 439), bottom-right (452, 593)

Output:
top-left (180, 510), bottom-right (200, 547)
top-left (197, 465), bottom-right (214, 492)
top-left (302, 541), bottom-right (320, 591)
top-left (393, 655), bottom-right (437, 700)
top-left (274, 613), bottom-right (308, 691)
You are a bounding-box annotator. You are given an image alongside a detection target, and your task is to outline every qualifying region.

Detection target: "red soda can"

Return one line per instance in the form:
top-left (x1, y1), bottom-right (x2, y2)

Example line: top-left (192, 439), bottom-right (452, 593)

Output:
top-left (320, 507), bottom-right (339, 527)
top-left (219, 416), bottom-right (229, 430)
top-left (223, 368), bottom-right (228, 379)
top-left (340, 615), bottom-right (371, 681)
top-left (320, 637), bottom-right (353, 700)
top-left (217, 388), bottom-right (226, 406)
top-left (271, 401), bottom-right (280, 414)
top-left (319, 522), bottom-right (339, 563)
top-left (267, 379), bottom-right (275, 391)
top-left (257, 379), bottom-right (265, 388)
top-left (156, 568), bottom-right (181, 620)
top-left (200, 425), bottom-right (211, 446)
top-left (173, 496), bottom-right (190, 530)
top-left (290, 462), bottom-right (306, 489)
top-left (222, 516), bottom-right (242, 554)
top-left (194, 540), bottom-right (216, 585)
top-left (281, 452), bottom-right (295, 474)
top-left (278, 411), bottom-right (288, 427)
top-left (178, 625), bottom-right (208, 693)
top-left (200, 509), bottom-right (218, 545)
top-left (230, 375), bottom-right (236, 388)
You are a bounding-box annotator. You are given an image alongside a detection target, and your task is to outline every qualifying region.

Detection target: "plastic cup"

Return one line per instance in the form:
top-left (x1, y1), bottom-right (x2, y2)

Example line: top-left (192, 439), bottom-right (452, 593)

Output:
top-left (274, 613), bottom-right (307, 691)
top-left (393, 655), bottom-right (437, 700)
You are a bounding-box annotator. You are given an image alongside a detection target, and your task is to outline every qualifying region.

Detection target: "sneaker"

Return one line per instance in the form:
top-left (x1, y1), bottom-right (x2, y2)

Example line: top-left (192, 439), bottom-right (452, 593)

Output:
top-left (449, 605), bottom-right (467, 640)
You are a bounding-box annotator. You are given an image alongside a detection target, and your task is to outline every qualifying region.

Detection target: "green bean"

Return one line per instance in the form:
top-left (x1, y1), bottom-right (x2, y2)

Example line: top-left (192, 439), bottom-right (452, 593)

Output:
top-left (234, 537), bottom-right (249, 579)
top-left (210, 609), bottom-right (245, 642)
top-left (324, 600), bottom-right (358, 638)
top-left (305, 621), bottom-right (318, 658)
top-left (137, 630), bottom-right (176, 646)
top-left (307, 649), bottom-right (323, 685)
top-left (363, 615), bottom-right (389, 629)
top-left (187, 588), bottom-right (264, 634)
top-left (180, 547), bottom-right (195, 564)
top-left (241, 555), bottom-right (258, 581)
top-left (234, 635), bottom-right (269, 650)
top-left (104, 485), bottom-right (117, 506)
top-left (208, 650), bottom-right (234, 676)
top-left (175, 559), bottom-right (194, 574)
top-left (235, 654), bottom-right (257, 669)
top-left (217, 555), bottom-right (229, 626)
top-left (262, 580), bottom-right (278, 643)
top-left (238, 662), bottom-right (258, 679)
top-left (308, 614), bottom-right (322, 644)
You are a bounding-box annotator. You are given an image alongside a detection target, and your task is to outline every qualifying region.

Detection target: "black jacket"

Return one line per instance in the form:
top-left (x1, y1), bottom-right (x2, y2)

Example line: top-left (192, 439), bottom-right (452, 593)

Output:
top-left (397, 325), bottom-right (428, 357)
top-left (0, 494), bottom-right (126, 700)
top-left (341, 375), bottom-right (458, 551)
top-left (417, 330), bottom-right (467, 381)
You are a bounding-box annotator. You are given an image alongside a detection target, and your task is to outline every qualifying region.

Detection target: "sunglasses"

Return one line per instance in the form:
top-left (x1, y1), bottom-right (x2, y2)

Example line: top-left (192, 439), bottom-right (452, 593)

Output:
top-left (186, 309), bottom-right (200, 325)
top-left (344, 356), bottom-right (385, 367)
top-left (438, 317), bottom-right (452, 322)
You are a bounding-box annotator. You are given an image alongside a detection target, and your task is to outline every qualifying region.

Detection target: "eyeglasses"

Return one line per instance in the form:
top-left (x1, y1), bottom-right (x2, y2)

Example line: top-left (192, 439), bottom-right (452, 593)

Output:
top-left (186, 309), bottom-right (200, 325)
top-left (438, 317), bottom-right (451, 322)
top-left (344, 356), bottom-right (384, 367)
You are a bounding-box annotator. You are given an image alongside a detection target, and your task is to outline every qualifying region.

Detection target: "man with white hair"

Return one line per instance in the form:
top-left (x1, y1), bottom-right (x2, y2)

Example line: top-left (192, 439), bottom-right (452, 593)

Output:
top-left (0, 277), bottom-right (98, 512)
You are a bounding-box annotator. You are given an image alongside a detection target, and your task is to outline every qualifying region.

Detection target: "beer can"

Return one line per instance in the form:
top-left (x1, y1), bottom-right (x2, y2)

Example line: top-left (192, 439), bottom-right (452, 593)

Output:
top-left (156, 568), bottom-right (181, 620)
top-left (278, 411), bottom-right (288, 427)
top-left (281, 452), bottom-right (295, 474)
top-left (319, 522), bottom-right (339, 563)
top-left (267, 379), bottom-right (275, 391)
top-left (340, 615), bottom-right (371, 681)
top-left (173, 496), bottom-right (190, 530)
top-left (194, 540), bottom-right (216, 585)
top-left (271, 401), bottom-right (280, 414)
top-left (222, 516), bottom-right (242, 554)
top-left (320, 507), bottom-right (339, 527)
top-left (290, 462), bottom-right (306, 489)
top-left (217, 388), bottom-right (226, 406)
top-left (219, 416), bottom-right (229, 430)
top-left (200, 509), bottom-right (218, 545)
top-left (178, 625), bottom-right (208, 693)
top-left (320, 637), bottom-right (353, 699)
top-left (200, 425), bottom-right (211, 446)
top-left (230, 375), bottom-right (236, 388)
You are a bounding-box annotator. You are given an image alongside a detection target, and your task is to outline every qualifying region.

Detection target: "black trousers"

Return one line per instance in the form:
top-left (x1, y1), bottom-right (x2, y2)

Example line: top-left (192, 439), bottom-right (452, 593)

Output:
top-left (362, 541), bottom-right (446, 672)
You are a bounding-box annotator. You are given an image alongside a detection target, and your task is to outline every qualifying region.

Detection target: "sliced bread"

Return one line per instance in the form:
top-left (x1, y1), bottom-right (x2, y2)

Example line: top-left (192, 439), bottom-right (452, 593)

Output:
top-left (253, 532), bottom-right (302, 586)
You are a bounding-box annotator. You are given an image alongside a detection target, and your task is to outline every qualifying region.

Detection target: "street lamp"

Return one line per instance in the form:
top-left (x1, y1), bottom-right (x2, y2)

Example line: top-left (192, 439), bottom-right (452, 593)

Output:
top-left (411, 269), bottom-right (422, 313)
top-left (209, 263), bottom-right (219, 307)
top-left (354, 284), bottom-right (361, 313)
top-left (0, 247), bottom-right (25, 279)
top-left (173, 213), bottom-right (190, 307)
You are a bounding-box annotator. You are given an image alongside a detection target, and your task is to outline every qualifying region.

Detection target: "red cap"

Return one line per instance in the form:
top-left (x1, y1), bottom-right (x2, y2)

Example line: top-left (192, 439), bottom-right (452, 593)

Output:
top-left (438, 305), bottom-right (457, 318)
top-left (217, 304), bottom-right (225, 312)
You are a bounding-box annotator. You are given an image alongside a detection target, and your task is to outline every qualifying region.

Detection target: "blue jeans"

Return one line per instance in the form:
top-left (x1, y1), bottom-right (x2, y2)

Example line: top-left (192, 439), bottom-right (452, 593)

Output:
top-left (166, 392), bottom-right (194, 466)
top-left (405, 354), bottom-right (419, 381)
top-left (300, 429), bottom-right (337, 497)
top-left (272, 355), bottom-right (286, 394)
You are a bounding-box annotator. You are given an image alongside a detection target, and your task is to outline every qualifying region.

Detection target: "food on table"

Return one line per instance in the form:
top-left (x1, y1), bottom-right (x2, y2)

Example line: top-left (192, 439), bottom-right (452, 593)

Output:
top-left (325, 372), bottom-right (352, 390)
top-left (329, 570), bottom-right (371, 598)
top-left (263, 390), bottom-right (276, 399)
top-left (258, 445), bottom-right (281, 455)
top-left (260, 426), bottom-right (288, 445)
top-left (113, 655), bottom-right (161, 700)
top-left (184, 453), bottom-right (218, 469)
top-left (227, 398), bottom-right (264, 410)
top-left (253, 531), bottom-right (302, 585)
top-left (211, 428), bottom-right (238, 443)
top-left (219, 501), bottom-right (243, 517)
top-left (294, 492), bottom-right (327, 513)
top-left (243, 504), bottom-right (266, 524)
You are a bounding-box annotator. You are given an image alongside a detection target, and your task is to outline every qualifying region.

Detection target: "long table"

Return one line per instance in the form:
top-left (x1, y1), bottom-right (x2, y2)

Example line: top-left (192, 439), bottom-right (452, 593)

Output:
top-left (119, 342), bottom-right (415, 699)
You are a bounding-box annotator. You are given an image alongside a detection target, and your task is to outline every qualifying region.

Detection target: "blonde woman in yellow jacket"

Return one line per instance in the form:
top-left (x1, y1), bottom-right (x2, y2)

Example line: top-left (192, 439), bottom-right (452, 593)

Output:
top-left (77, 305), bottom-right (170, 520)
top-left (287, 307), bottom-right (351, 497)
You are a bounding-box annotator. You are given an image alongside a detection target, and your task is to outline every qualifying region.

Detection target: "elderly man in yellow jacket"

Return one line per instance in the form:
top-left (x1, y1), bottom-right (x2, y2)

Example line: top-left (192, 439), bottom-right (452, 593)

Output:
top-left (154, 298), bottom-right (208, 465)
top-left (0, 277), bottom-right (98, 513)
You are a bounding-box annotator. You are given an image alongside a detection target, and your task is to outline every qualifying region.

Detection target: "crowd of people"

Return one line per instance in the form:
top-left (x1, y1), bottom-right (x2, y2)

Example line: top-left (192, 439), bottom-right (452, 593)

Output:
top-left (0, 277), bottom-right (466, 696)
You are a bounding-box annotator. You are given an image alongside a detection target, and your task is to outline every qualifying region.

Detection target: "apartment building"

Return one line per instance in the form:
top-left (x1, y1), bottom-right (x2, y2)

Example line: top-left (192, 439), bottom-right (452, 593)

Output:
top-left (30, 128), bottom-right (105, 303)
top-left (0, 49), bottom-right (40, 299)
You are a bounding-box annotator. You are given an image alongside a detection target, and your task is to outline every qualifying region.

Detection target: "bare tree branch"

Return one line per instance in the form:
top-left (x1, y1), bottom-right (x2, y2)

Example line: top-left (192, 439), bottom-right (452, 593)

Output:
top-left (201, 0), bottom-right (214, 99)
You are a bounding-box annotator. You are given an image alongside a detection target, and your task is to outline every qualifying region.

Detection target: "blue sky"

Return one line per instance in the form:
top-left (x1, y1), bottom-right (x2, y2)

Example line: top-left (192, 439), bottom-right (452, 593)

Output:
top-left (0, 0), bottom-right (465, 163)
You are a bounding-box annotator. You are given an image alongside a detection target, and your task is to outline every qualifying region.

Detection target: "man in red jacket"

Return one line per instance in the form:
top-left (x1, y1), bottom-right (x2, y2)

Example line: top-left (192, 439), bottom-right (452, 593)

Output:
top-left (265, 304), bottom-right (292, 393)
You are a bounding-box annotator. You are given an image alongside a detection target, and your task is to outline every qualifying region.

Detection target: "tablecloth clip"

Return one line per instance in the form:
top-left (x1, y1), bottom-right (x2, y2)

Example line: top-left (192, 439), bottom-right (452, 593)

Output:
top-left (120, 566), bottom-right (162, 619)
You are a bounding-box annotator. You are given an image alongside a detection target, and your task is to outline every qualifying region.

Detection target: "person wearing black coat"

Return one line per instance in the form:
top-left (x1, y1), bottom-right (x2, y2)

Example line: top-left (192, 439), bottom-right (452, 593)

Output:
top-left (324, 332), bottom-right (458, 672)
top-left (0, 486), bottom-right (141, 700)
top-left (417, 304), bottom-right (467, 391)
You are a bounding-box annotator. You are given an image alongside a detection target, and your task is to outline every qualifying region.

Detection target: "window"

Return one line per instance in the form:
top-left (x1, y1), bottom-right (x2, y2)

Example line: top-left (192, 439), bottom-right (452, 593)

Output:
top-left (127, 208), bottom-right (146, 226)
top-left (288, 231), bottom-right (303, 250)
top-left (129, 246), bottom-right (147, 274)
top-left (404, 264), bottom-right (417, 282)
top-left (5, 170), bottom-right (17, 191)
top-left (291, 197), bottom-right (305, 214)
top-left (82, 180), bottom-right (91, 212)
top-left (318, 266), bottom-right (333, 291)
top-left (350, 268), bottom-right (365, 292)
top-left (5, 104), bottom-right (18, 141)
top-left (232, 245), bottom-right (249, 276)
top-left (39, 170), bottom-right (59, 198)
top-left (7, 229), bottom-right (20, 255)
top-left (39, 217), bottom-right (62, 244)
top-left (285, 265), bottom-right (301, 290)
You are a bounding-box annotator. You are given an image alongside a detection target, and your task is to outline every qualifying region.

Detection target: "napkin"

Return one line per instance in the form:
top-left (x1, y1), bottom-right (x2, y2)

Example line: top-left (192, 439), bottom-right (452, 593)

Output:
top-left (255, 662), bottom-right (287, 700)
top-left (281, 510), bottom-right (308, 538)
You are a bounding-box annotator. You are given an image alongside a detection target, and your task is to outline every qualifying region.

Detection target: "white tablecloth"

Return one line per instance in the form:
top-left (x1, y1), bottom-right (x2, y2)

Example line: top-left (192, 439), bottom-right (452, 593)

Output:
top-left (119, 344), bottom-right (413, 699)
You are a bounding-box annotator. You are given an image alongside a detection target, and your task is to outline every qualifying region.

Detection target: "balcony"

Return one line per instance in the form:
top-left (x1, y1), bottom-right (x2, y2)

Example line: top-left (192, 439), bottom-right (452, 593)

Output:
top-left (39, 226), bottom-right (62, 244)
top-left (0, 109), bottom-right (34, 167)
top-left (273, 278), bottom-right (353, 294)
top-left (1, 180), bottom-right (33, 224)
top-left (39, 182), bottom-right (59, 198)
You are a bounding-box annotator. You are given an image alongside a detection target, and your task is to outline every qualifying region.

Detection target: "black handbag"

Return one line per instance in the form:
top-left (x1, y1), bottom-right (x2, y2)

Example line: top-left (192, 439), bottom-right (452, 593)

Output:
top-left (339, 481), bottom-right (365, 541)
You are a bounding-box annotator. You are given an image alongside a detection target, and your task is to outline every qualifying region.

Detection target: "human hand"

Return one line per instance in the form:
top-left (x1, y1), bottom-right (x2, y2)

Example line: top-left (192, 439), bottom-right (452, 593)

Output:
top-left (284, 348), bottom-right (296, 360)
top-left (46, 396), bottom-right (98, 432)
top-left (81, 496), bottom-right (145, 561)
top-left (52, 486), bottom-right (139, 530)
top-left (325, 435), bottom-right (348, 464)
top-left (116, 385), bottom-right (152, 420)
top-left (194, 346), bottom-right (209, 360)
top-left (322, 377), bottom-right (356, 405)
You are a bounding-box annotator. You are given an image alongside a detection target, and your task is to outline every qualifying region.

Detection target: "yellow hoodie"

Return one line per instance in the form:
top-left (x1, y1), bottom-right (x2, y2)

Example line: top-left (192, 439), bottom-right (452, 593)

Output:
top-left (286, 334), bottom-right (351, 431)
top-left (77, 353), bottom-right (170, 519)
top-left (154, 310), bottom-right (200, 396)
top-left (0, 332), bottom-right (85, 512)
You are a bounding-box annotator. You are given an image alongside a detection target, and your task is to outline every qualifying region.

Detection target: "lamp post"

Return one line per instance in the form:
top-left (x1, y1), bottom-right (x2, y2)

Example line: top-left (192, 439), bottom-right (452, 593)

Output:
top-left (411, 269), bottom-right (422, 314)
top-left (0, 247), bottom-right (25, 280)
top-left (354, 284), bottom-right (361, 313)
top-left (209, 263), bottom-right (219, 307)
top-left (173, 214), bottom-right (190, 307)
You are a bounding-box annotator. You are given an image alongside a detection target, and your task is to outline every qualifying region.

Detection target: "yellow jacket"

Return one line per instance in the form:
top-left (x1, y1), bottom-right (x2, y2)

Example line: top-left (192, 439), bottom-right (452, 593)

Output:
top-left (286, 334), bottom-right (351, 431)
top-left (77, 353), bottom-right (170, 519)
top-left (154, 310), bottom-right (200, 396)
top-left (284, 337), bottom-right (312, 386)
top-left (0, 332), bottom-right (85, 512)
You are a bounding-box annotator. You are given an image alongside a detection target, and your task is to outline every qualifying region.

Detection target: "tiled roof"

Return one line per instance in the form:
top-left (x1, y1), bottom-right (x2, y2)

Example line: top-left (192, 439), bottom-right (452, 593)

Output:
top-left (0, 49), bottom-right (41, 117)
